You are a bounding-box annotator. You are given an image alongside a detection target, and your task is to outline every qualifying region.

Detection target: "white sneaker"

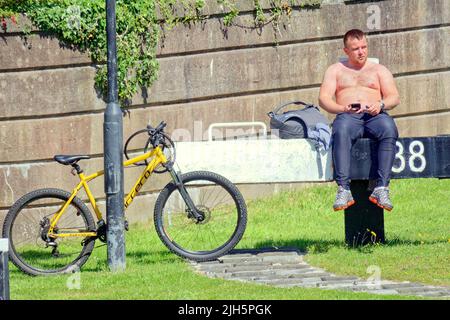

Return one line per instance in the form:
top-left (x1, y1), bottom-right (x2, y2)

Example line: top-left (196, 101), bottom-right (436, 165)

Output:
top-left (333, 186), bottom-right (355, 211)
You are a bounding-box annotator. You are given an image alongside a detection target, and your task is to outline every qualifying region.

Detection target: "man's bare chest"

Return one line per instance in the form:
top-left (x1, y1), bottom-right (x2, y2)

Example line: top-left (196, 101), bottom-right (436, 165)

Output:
top-left (337, 69), bottom-right (380, 91)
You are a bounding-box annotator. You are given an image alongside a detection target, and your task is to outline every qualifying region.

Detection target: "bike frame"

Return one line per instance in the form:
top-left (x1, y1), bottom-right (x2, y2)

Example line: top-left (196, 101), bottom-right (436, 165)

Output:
top-left (47, 147), bottom-right (168, 239)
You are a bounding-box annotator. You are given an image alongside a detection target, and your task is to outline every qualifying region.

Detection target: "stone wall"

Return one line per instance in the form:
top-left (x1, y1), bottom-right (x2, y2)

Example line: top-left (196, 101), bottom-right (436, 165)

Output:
top-left (0, 0), bottom-right (449, 224)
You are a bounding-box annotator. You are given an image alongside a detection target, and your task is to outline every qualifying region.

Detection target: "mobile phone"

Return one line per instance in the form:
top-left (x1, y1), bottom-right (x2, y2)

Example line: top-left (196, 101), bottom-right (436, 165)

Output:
top-left (350, 103), bottom-right (361, 110)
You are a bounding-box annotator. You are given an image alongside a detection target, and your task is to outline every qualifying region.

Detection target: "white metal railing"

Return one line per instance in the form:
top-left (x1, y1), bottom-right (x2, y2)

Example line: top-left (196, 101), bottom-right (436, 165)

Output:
top-left (207, 122), bottom-right (267, 142)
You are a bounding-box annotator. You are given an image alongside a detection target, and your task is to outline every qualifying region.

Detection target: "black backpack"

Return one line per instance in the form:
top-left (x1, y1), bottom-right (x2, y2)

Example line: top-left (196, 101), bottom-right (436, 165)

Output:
top-left (268, 100), bottom-right (330, 139)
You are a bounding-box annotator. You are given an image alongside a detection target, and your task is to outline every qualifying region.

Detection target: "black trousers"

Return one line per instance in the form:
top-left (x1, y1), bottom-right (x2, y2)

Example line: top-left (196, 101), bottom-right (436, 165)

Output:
top-left (332, 111), bottom-right (398, 189)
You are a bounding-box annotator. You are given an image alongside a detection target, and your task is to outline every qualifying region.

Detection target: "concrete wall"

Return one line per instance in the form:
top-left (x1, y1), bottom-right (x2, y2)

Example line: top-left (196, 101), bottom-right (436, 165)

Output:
top-left (0, 0), bottom-right (449, 224)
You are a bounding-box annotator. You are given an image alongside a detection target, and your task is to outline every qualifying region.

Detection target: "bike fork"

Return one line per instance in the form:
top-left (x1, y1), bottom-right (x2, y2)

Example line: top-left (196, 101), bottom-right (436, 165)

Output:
top-left (167, 168), bottom-right (204, 222)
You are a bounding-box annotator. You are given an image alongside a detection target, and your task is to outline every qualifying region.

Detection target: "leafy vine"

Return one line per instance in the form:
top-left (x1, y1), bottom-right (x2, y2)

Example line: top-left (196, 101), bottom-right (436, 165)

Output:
top-left (0, 0), bottom-right (322, 106)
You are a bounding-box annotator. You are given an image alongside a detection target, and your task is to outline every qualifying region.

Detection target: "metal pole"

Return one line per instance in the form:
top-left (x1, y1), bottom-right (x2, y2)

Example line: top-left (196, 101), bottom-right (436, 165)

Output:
top-left (0, 239), bottom-right (10, 300)
top-left (104, 0), bottom-right (125, 272)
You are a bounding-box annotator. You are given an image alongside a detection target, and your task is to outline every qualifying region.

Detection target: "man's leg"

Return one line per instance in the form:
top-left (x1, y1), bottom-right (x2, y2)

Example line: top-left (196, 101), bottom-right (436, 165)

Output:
top-left (331, 113), bottom-right (364, 210)
top-left (332, 113), bottom-right (365, 189)
top-left (364, 112), bottom-right (399, 210)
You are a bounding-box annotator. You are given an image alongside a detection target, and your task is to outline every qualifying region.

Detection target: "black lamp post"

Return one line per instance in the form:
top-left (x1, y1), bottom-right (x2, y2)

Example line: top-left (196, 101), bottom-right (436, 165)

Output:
top-left (104, 0), bottom-right (125, 272)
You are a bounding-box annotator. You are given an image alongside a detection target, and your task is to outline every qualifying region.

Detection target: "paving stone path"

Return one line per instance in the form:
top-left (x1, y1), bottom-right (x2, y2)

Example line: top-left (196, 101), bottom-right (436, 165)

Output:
top-left (191, 248), bottom-right (450, 298)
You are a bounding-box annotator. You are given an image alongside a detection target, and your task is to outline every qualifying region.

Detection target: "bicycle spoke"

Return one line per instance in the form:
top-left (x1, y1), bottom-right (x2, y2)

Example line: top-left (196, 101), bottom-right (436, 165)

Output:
top-left (5, 189), bottom-right (95, 275)
top-left (161, 184), bottom-right (239, 253)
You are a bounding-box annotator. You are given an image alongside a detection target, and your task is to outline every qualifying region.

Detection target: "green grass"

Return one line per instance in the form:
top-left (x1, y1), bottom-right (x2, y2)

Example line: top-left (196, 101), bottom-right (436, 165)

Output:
top-left (8, 179), bottom-right (449, 300)
top-left (9, 226), bottom-right (399, 300)
top-left (242, 178), bottom-right (450, 287)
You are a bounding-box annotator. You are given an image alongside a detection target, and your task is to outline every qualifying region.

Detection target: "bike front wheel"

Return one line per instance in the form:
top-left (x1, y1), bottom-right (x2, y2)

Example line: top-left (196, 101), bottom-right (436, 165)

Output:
top-left (2, 188), bottom-right (96, 276)
top-left (154, 171), bottom-right (247, 261)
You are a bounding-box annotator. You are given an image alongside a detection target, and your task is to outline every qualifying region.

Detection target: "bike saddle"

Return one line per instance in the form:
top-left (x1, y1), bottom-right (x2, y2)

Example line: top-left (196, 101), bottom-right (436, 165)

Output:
top-left (54, 155), bottom-right (91, 166)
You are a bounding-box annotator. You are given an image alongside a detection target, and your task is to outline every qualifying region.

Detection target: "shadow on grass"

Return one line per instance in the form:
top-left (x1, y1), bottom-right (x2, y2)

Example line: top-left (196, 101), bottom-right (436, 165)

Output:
top-left (126, 249), bottom-right (182, 264)
top-left (240, 237), bottom-right (450, 255)
top-left (252, 239), bottom-right (342, 254)
top-left (9, 249), bottom-right (183, 276)
top-left (9, 237), bottom-right (447, 276)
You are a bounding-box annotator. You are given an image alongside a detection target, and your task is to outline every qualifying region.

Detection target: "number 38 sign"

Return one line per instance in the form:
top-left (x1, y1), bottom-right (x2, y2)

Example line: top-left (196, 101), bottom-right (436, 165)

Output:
top-left (390, 137), bottom-right (450, 179)
top-left (350, 136), bottom-right (450, 180)
top-left (391, 138), bottom-right (430, 177)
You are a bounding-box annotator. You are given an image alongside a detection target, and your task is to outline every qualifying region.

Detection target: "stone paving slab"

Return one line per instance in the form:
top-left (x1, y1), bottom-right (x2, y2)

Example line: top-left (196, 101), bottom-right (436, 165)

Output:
top-left (191, 248), bottom-right (450, 299)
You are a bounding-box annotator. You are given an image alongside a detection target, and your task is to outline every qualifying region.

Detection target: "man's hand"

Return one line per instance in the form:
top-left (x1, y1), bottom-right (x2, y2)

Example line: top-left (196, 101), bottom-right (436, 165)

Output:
top-left (344, 104), bottom-right (365, 114)
top-left (365, 103), bottom-right (382, 116)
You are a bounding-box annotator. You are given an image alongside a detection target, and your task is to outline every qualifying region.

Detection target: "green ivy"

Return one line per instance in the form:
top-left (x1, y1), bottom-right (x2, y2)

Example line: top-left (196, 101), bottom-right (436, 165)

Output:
top-left (1, 0), bottom-right (160, 105)
top-left (1, 0), bottom-right (322, 106)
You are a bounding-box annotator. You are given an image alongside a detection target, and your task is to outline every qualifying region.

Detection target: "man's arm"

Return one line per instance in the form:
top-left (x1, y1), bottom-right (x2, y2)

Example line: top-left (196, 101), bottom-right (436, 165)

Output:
top-left (365, 64), bottom-right (400, 116)
top-left (378, 64), bottom-right (400, 110)
top-left (319, 65), bottom-right (347, 114)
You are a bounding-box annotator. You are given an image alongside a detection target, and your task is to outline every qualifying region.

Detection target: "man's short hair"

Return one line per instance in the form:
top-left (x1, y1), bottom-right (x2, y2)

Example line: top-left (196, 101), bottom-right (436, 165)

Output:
top-left (343, 29), bottom-right (366, 47)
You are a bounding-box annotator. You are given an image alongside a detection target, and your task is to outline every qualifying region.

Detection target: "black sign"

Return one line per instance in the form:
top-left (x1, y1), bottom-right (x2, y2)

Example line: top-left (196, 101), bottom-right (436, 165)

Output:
top-left (350, 136), bottom-right (450, 180)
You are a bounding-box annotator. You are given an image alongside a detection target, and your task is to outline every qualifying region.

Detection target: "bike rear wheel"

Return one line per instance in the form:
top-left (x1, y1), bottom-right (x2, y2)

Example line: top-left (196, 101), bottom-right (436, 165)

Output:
top-left (154, 171), bottom-right (247, 261)
top-left (2, 188), bottom-right (96, 276)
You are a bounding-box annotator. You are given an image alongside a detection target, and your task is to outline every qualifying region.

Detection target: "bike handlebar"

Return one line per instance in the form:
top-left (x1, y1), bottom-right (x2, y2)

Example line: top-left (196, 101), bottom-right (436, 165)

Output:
top-left (124, 121), bottom-right (175, 171)
top-left (146, 121), bottom-right (167, 147)
top-left (147, 121), bottom-right (167, 135)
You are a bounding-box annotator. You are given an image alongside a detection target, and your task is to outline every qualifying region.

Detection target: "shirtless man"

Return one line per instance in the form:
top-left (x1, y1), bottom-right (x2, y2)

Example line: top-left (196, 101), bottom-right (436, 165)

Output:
top-left (319, 29), bottom-right (400, 211)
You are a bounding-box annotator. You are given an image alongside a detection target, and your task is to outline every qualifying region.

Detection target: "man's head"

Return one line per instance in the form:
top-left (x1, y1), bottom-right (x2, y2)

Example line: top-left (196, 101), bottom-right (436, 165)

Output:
top-left (343, 29), bottom-right (368, 67)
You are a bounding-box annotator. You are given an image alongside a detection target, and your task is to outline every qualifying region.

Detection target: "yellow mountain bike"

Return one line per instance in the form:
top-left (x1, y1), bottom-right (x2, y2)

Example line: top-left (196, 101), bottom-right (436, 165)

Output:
top-left (2, 122), bottom-right (247, 276)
